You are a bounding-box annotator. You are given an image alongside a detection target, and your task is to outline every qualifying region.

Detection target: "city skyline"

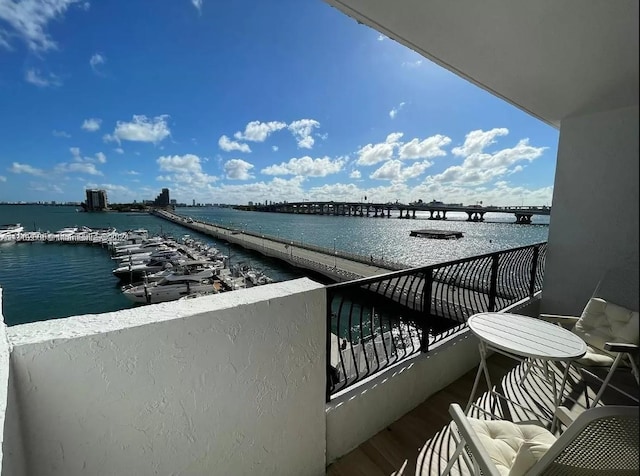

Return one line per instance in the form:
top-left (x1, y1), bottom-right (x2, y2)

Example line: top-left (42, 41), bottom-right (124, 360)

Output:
top-left (0, 0), bottom-right (558, 206)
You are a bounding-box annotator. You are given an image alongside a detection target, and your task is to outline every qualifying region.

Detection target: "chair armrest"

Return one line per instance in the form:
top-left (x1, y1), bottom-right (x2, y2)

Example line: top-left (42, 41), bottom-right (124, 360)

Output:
top-left (555, 406), bottom-right (578, 428)
top-left (538, 314), bottom-right (580, 326)
top-left (448, 404), bottom-right (502, 476)
top-left (604, 342), bottom-right (639, 355)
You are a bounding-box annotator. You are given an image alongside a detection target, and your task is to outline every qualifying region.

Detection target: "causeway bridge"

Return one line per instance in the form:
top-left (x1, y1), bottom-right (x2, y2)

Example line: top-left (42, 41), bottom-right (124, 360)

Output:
top-left (235, 202), bottom-right (551, 224)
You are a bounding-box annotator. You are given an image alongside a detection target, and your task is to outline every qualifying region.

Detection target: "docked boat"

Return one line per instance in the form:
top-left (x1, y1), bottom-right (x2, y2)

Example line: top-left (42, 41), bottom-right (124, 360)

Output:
top-left (113, 257), bottom-right (181, 282)
top-left (0, 224), bottom-right (24, 236)
top-left (144, 260), bottom-right (221, 282)
top-left (122, 270), bottom-right (220, 304)
top-left (56, 227), bottom-right (78, 235)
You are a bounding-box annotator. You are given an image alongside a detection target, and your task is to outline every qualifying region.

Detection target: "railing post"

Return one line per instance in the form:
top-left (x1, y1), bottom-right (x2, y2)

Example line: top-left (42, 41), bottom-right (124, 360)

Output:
top-left (326, 289), bottom-right (333, 402)
top-left (421, 269), bottom-right (433, 352)
top-left (488, 255), bottom-right (499, 312)
top-left (529, 245), bottom-right (540, 297)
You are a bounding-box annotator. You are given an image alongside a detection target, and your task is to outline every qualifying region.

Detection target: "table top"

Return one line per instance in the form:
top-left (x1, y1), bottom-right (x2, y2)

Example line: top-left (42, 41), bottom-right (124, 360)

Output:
top-left (468, 312), bottom-right (587, 360)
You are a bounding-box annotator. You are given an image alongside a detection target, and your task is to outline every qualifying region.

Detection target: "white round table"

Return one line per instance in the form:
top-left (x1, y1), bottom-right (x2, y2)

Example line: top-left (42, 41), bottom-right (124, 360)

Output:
top-left (468, 312), bottom-right (587, 360)
top-left (466, 312), bottom-right (587, 428)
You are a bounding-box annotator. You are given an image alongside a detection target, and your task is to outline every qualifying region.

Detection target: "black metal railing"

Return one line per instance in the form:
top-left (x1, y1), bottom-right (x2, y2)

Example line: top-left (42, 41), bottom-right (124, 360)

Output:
top-left (326, 242), bottom-right (547, 399)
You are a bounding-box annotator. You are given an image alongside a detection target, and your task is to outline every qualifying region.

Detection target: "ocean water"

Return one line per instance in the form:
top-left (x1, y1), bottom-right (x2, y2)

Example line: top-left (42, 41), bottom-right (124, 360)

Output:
top-left (0, 205), bottom-right (549, 325)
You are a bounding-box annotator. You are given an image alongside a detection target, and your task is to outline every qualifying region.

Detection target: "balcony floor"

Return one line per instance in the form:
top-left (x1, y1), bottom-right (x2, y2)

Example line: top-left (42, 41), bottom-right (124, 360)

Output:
top-left (326, 353), bottom-right (638, 476)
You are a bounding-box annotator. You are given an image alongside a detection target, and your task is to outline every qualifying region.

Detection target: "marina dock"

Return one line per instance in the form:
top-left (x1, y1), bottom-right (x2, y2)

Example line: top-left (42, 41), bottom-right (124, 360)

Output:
top-left (151, 209), bottom-right (403, 281)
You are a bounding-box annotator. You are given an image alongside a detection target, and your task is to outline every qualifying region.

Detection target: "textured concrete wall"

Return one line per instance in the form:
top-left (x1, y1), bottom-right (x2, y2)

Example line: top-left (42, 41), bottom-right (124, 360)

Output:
top-left (7, 279), bottom-right (326, 476)
top-left (326, 331), bottom-right (480, 462)
top-left (543, 105), bottom-right (639, 314)
top-left (0, 289), bottom-right (27, 476)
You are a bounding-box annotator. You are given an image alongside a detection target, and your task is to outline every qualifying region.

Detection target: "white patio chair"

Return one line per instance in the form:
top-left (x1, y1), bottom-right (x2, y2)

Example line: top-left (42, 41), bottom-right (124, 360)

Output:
top-left (539, 297), bottom-right (639, 406)
top-left (442, 403), bottom-right (638, 476)
top-left (535, 268), bottom-right (639, 406)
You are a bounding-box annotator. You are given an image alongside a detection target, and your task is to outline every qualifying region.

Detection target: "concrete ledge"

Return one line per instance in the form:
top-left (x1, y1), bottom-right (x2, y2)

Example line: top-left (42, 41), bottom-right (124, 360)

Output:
top-left (5, 279), bottom-right (327, 476)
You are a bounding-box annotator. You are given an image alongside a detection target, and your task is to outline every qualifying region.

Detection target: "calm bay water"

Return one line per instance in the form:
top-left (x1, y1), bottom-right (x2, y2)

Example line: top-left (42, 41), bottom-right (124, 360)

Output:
top-left (0, 205), bottom-right (548, 326)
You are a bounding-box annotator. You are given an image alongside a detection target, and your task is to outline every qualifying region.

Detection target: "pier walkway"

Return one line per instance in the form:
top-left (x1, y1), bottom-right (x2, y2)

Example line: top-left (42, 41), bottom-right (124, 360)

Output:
top-left (151, 210), bottom-right (402, 281)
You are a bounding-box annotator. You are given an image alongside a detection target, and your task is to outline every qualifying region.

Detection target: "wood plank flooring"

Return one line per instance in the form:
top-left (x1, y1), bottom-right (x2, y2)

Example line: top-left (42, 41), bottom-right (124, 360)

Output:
top-left (326, 354), bottom-right (638, 476)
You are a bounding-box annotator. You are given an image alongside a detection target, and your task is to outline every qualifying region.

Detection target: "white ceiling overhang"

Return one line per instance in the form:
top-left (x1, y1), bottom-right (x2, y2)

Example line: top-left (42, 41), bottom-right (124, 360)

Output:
top-left (325, 0), bottom-right (639, 128)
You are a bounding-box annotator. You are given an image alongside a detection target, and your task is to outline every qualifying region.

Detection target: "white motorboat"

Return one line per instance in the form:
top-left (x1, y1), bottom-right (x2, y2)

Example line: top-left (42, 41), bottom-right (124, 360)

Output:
top-left (122, 270), bottom-right (219, 304)
top-left (113, 257), bottom-right (181, 282)
top-left (244, 269), bottom-right (274, 287)
top-left (144, 260), bottom-right (220, 282)
top-left (56, 226), bottom-right (79, 235)
top-left (113, 239), bottom-right (168, 256)
top-left (0, 224), bottom-right (24, 236)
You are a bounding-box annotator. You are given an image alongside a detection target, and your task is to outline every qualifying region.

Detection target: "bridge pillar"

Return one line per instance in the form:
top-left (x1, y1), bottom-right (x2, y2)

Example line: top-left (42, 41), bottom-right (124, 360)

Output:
top-left (359, 206), bottom-right (363, 217)
top-left (399, 209), bottom-right (404, 219)
top-left (515, 213), bottom-right (533, 224)
top-left (466, 211), bottom-right (485, 222)
top-left (429, 210), bottom-right (434, 219)
top-left (411, 210), bottom-right (416, 219)
top-left (386, 208), bottom-right (391, 218)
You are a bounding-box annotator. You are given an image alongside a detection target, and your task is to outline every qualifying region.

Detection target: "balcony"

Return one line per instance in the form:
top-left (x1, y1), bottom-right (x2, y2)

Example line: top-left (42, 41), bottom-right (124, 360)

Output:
top-left (0, 240), bottom-right (637, 475)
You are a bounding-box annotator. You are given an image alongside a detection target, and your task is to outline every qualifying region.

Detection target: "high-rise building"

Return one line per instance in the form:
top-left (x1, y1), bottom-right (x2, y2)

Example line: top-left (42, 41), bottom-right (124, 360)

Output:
top-left (85, 189), bottom-right (108, 211)
top-left (153, 188), bottom-right (170, 207)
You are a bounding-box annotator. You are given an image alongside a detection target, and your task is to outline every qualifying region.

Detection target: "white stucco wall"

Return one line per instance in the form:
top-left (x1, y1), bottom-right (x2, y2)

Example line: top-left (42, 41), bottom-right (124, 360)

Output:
top-left (0, 289), bottom-right (27, 476)
top-left (543, 105), bottom-right (639, 315)
top-left (326, 330), bottom-right (480, 462)
top-left (6, 279), bottom-right (326, 476)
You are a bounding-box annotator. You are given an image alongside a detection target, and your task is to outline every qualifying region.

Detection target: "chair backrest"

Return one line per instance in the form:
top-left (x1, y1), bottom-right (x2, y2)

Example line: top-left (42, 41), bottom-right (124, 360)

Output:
top-left (530, 406), bottom-right (638, 475)
top-left (591, 267), bottom-right (639, 312)
top-left (573, 297), bottom-right (639, 353)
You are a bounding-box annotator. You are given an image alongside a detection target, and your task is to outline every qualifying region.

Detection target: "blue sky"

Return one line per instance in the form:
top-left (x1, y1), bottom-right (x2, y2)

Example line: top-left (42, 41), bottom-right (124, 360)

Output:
top-left (0, 0), bottom-right (559, 205)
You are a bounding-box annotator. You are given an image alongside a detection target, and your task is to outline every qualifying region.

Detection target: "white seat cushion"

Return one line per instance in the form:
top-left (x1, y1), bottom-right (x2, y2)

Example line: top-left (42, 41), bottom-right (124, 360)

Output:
top-left (468, 418), bottom-right (556, 476)
top-left (573, 298), bottom-right (639, 360)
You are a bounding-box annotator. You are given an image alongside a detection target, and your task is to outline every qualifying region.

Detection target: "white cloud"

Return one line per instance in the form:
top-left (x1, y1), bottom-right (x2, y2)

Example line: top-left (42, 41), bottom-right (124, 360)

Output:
top-left (94, 152), bottom-right (106, 164)
top-left (452, 128), bottom-right (509, 157)
top-left (261, 156), bottom-right (345, 177)
top-left (89, 53), bottom-right (105, 73)
top-left (218, 135), bottom-right (251, 153)
top-left (29, 181), bottom-right (64, 194)
top-left (272, 146), bottom-right (279, 152)
top-left (54, 162), bottom-right (102, 176)
top-left (157, 154), bottom-right (218, 189)
top-left (370, 160), bottom-right (432, 182)
top-left (191, 0), bottom-right (202, 12)
top-left (398, 134), bottom-right (451, 160)
top-left (52, 130), bottom-right (71, 138)
top-left (402, 59), bottom-right (423, 68)
top-left (349, 170), bottom-right (361, 179)
top-left (356, 132), bottom-right (403, 166)
top-left (0, 0), bottom-right (85, 51)
top-left (24, 69), bottom-right (61, 87)
top-left (0, 175), bottom-right (6, 182)
top-left (377, 34), bottom-right (386, 41)
top-left (9, 162), bottom-right (44, 176)
top-left (114, 147), bottom-right (124, 154)
top-left (426, 129), bottom-right (546, 186)
top-left (105, 115), bottom-right (171, 144)
top-left (288, 119), bottom-right (320, 149)
top-left (126, 170), bottom-right (140, 175)
top-left (224, 159), bottom-right (254, 180)
top-left (234, 120), bottom-right (287, 142)
top-left (81, 118), bottom-right (102, 132)
top-left (200, 177), bottom-right (306, 204)
top-left (389, 102), bottom-right (405, 119)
